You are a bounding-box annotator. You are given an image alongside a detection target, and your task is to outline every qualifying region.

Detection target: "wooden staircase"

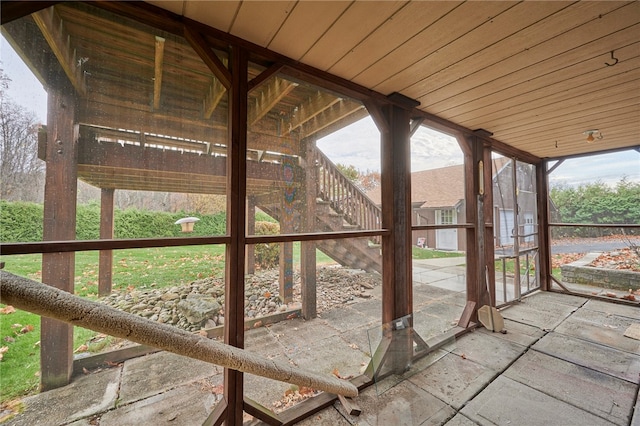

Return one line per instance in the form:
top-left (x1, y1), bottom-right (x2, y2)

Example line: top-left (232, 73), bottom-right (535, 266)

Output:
top-left (256, 148), bottom-right (382, 273)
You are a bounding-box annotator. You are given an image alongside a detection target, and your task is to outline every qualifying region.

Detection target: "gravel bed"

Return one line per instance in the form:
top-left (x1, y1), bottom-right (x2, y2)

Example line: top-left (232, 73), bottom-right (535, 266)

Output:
top-left (99, 266), bottom-right (381, 332)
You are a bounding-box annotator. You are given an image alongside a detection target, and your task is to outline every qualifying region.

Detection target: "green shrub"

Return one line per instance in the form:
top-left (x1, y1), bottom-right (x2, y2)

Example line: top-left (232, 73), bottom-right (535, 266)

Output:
top-left (0, 201), bottom-right (229, 243)
top-left (0, 200), bottom-right (43, 242)
top-left (254, 221), bottom-right (280, 269)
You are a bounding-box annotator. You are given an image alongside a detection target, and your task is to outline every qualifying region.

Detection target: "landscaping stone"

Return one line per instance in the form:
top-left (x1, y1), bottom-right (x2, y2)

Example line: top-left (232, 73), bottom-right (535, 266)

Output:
top-left (99, 266), bottom-right (380, 332)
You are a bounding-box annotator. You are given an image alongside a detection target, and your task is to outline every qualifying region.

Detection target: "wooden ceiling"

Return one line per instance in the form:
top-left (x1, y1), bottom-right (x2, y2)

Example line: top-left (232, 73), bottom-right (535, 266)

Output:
top-left (146, 0), bottom-right (639, 159)
top-left (2, 1), bottom-right (638, 166)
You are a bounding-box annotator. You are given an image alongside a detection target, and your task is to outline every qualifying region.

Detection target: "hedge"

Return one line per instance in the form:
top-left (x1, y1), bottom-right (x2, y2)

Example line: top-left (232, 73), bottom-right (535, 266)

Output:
top-left (0, 200), bottom-right (227, 243)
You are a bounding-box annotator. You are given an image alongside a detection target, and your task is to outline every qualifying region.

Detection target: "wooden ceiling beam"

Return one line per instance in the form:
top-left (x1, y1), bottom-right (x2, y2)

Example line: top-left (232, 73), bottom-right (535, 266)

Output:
top-left (248, 63), bottom-right (284, 92)
top-left (282, 92), bottom-right (341, 137)
top-left (184, 26), bottom-right (231, 89)
top-left (32, 6), bottom-right (86, 96)
top-left (203, 76), bottom-right (227, 119)
top-left (299, 99), bottom-right (364, 139)
top-left (153, 36), bottom-right (165, 111)
top-left (248, 77), bottom-right (298, 126)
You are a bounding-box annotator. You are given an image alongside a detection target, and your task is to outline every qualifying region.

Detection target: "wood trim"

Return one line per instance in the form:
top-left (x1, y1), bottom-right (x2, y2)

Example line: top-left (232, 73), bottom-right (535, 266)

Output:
top-left (184, 26), bottom-right (231, 89)
top-left (0, 236), bottom-right (230, 255)
top-left (248, 63), bottom-right (284, 92)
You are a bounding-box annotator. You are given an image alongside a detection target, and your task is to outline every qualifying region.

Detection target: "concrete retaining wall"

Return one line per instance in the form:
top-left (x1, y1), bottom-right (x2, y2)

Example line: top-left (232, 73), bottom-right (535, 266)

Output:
top-left (560, 253), bottom-right (640, 291)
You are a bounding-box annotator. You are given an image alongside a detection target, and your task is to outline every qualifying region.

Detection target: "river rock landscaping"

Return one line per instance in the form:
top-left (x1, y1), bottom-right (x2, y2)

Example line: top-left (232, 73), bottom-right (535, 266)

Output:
top-left (99, 266), bottom-right (381, 332)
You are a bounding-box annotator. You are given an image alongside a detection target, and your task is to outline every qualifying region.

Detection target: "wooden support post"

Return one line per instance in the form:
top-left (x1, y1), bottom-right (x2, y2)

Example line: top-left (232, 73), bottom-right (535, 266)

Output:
top-left (279, 155), bottom-right (296, 304)
top-left (301, 138), bottom-right (317, 319)
top-left (245, 196), bottom-right (256, 275)
top-left (458, 134), bottom-right (484, 322)
top-left (374, 95), bottom-right (416, 374)
top-left (99, 188), bottom-right (115, 296)
top-left (536, 160), bottom-right (551, 291)
top-left (279, 239), bottom-right (294, 303)
top-left (223, 45), bottom-right (248, 426)
top-left (482, 147), bottom-right (496, 306)
top-left (41, 86), bottom-right (78, 390)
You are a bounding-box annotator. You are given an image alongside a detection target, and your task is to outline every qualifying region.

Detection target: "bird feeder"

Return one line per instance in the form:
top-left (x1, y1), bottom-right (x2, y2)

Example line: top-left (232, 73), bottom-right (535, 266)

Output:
top-left (175, 217), bottom-right (199, 233)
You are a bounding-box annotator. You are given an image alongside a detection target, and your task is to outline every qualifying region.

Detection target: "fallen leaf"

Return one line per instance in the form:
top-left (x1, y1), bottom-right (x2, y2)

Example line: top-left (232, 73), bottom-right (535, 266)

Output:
top-left (253, 321), bottom-right (263, 328)
top-left (83, 367), bottom-right (90, 374)
top-left (20, 325), bottom-right (35, 334)
top-left (0, 346), bottom-right (8, 361)
top-left (74, 344), bottom-right (88, 353)
top-left (4, 336), bottom-right (15, 343)
top-left (0, 306), bottom-right (16, 314)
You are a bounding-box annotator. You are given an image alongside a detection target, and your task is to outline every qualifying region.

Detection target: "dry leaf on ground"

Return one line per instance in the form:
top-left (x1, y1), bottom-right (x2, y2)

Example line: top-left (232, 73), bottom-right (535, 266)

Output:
top-left (0, 306), bottom-right (16, 315)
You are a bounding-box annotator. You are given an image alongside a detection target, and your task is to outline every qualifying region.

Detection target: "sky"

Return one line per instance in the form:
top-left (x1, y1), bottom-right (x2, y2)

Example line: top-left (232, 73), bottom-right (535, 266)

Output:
top-left (2, 35), bottom-right (638, 188)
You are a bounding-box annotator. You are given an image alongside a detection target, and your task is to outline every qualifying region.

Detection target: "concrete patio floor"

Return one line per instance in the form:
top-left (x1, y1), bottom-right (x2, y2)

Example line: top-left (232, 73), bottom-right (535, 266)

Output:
top-left (3, 268), bottom-right (640, 425)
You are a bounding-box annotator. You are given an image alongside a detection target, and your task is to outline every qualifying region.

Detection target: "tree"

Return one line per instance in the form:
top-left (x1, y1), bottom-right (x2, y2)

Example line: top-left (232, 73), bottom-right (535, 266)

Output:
top-left (550, 178), bottom-right (640, 237)
top-left (0, 67), bottom-right (44, 202)
top-left (336, 163), bottom-right (380, 192)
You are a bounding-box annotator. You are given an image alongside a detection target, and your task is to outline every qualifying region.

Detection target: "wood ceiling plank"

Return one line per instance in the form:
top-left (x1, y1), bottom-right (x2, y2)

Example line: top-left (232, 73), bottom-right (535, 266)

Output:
top-left (228, 1), bottom-right (296, 47)
top-left (501, 115), bottom-right (640, 152)
top-left (329, 1), bottom-right (460, 80)
top-left (267, 1), bottom-right (350, 61)
top-left (439, 42), bottom-right (640, 120)
top-left (353, 1), bottom-right (513, 91)
top-left (428, 27), bottom-right (640, 119)
top-left (374, 1), bottom-right (570, 96)
top-left (417, 2), bottom-right (636, 107)
top-left (404, 1), bottom-right (626, 101)
top-left (485, 95), bottom-right (639, 139)
top-left (183, 1), bottom-right (240, 33)
top-left (300, 1), bottom-right (406, 71)
top-left (496, 105), bottom-right (640, 142)
top-left (450, 56), bottom-right (640, 125)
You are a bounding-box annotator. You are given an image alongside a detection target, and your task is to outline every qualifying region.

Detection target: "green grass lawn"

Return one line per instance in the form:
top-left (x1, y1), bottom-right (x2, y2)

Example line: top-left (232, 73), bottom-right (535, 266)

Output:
top-left (0, 245), bottom-right (227, 403)
top-left (412, 247), bottom-right (465, 260)
top-left (0, 243), bottom-right (337, 403)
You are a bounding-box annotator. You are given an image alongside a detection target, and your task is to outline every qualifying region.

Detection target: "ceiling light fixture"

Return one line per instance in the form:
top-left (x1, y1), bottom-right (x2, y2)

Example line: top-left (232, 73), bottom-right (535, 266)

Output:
top-left (583, 129), bottom-right (603, 144)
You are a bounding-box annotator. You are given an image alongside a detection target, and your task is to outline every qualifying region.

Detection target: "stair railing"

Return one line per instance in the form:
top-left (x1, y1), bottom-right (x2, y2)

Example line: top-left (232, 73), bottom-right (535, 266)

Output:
top-left (313, 148), bottom-right (382, 243)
